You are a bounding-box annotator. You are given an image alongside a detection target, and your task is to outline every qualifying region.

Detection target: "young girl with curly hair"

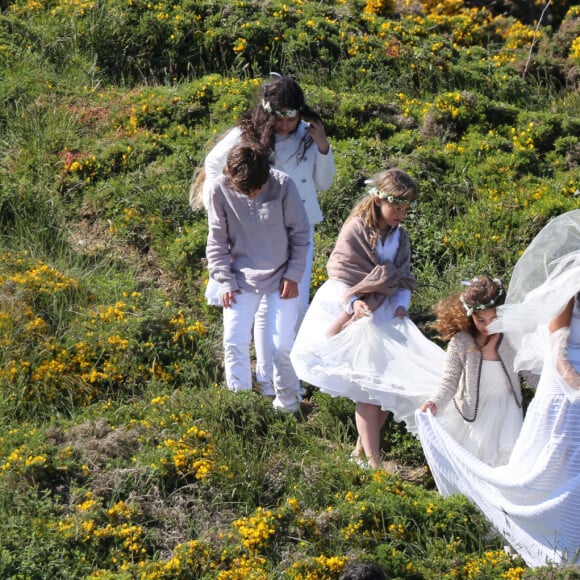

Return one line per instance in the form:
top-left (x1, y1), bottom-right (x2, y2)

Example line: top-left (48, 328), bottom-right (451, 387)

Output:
top-left (417, 210), bottom-right (580, 567)
top-left (420, 276), bottom-right (530, 467)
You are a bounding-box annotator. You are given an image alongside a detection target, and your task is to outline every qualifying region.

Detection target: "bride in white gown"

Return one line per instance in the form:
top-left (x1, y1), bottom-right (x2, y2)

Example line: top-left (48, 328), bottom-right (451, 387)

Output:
top-left (417, 209), bottom-right (580, 568)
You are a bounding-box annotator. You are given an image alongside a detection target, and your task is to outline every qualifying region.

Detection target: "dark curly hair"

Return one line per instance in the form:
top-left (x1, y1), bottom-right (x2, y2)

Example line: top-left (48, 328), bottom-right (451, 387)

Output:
top-left (339, 561), bottom-right (388, 580)
top-left (238, 74), bottom-right (322, 161)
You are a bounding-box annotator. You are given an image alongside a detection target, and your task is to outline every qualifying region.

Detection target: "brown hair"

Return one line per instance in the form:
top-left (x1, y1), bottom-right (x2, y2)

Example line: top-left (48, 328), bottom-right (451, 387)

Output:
top-left (372, 168), bottom-right (418, 203)
top-left (430, 276), bottom-right (505, 342)
top-left (223, 141), bottom-right (272, 195)
top-left (347, 168), bottom-right (418, 247)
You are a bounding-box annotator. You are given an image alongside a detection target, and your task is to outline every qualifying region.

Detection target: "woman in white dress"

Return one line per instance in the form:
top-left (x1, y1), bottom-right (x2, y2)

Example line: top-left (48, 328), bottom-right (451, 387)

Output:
top-left (416, 209), bottom-right (580, 568)
top-left (420, 276), bottom-right (528, 467)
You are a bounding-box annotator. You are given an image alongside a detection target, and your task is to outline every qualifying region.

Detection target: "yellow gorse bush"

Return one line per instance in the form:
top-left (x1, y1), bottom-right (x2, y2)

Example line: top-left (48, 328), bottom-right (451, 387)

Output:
top-left (216, 554), bottom-right (269, 580)
top-left (133, 538), bottom-right (215, 578)
top-left (155, 422), bottom-right (225, 482)
top-left (0, 249), bottom-right (211, 414)
top-left (364, 0), bottom-right (395, 17)
top-left (463, 550), bottom-right (518, 579)
top-left (288, 554), bottom-right (349, 579)
top-left (169, 309), bottom-right (207, 342)
top-left (54, 494), bottom-right (148, 569)
top-left (500, 21), bottom-right (542, 51)
top-left (570, 36), bottom-right (580, 60)
top-left (7, 264), bottom-right (79, 295)
top-left (232, 507), bottom-right (277, 552)
top-left (1, 445), bottom-right (47, 473)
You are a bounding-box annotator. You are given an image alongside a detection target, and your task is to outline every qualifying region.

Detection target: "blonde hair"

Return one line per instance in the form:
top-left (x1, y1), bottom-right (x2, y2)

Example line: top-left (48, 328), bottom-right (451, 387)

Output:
top-left (188, 166), bottom-right (206, 211)
top-left (372, 168), bottom-right (418, 202)
top-left (347, 168), bottom-right (418, 246)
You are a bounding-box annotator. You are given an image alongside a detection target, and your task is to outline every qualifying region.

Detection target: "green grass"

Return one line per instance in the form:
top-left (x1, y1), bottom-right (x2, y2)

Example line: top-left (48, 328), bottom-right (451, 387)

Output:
top-left (0, 0), bottom-right (579, 577)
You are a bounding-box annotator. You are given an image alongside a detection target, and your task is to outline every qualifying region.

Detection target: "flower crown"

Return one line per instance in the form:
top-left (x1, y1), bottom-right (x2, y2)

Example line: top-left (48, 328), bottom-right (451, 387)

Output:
top-left (365, 180), bottom-right (417, 208)
top-left (459, 277), bottom-right (504, 316)
top-left (261, 99), bottom-right (300, 118)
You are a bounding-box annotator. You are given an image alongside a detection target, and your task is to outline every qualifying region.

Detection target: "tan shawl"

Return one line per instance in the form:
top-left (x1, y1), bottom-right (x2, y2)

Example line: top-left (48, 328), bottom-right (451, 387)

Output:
top-left (326, 216), bottom-right (416, 312)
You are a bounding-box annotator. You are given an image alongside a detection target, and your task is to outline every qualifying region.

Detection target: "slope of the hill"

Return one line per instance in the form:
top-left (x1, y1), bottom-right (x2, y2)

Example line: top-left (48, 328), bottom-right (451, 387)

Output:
top-left (0, 0), bottom-right (579, 577)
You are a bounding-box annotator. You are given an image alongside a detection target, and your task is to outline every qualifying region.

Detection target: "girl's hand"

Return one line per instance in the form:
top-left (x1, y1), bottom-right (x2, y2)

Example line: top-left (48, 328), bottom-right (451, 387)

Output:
top-left (421, 401), bottom-right (437, 415)
top-left (222, 290), bottom-right (240, 309)
top-left (280, 278), bottom-right (298, 299)
top-left (306, 119), bottom-right (330, 155)
top-left (394, 306), bottom-right (407, 319)
top-left (353, 299), bottom-right (371, 320)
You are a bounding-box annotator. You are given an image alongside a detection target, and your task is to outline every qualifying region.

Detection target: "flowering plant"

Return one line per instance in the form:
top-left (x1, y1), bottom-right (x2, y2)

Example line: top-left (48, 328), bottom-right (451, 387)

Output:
top-left (260, 99), bottom-right (300, 118)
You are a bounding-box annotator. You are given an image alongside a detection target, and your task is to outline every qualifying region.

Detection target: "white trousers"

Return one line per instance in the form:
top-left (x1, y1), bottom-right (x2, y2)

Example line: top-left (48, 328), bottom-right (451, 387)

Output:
top-left (223, 289), bottom-right (302, 412)
top-left (254, 229), bottom-right (314, 387)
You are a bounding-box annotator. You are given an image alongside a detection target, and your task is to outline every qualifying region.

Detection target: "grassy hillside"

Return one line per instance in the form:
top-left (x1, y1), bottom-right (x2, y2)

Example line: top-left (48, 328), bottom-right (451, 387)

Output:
top-left (0, 0), bottom-right (579, 577)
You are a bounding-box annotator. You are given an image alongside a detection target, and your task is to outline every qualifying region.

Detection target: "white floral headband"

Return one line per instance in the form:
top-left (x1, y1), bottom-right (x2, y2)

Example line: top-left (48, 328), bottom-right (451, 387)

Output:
top-left (459, 277), bottom-right (504, 316)
top-left (261, 99), bottom-right (300, 118)
top-left (365, 180), bottom-right (417, 208)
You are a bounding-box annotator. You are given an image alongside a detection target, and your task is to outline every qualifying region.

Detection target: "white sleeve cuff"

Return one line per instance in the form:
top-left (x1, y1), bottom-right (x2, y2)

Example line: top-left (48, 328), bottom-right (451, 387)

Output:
top-left (344, 295), bottom-right (358, 314)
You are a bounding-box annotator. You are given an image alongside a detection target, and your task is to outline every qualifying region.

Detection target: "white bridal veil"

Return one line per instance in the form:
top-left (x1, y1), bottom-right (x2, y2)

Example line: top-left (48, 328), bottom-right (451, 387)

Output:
top-left (490, 209), bottom-right (580, 375)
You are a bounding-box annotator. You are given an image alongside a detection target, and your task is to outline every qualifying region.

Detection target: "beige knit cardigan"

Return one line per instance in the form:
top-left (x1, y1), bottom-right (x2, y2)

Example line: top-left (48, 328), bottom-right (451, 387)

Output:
top-left (429, 331), bottom-right (527, 422)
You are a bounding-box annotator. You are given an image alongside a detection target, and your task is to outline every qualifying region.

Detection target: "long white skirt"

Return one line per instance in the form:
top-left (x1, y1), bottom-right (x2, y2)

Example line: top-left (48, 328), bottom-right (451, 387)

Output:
top-left (416, 362), bottom-right (580, 568)
top-left (291, 280), bottom-right (446, 434)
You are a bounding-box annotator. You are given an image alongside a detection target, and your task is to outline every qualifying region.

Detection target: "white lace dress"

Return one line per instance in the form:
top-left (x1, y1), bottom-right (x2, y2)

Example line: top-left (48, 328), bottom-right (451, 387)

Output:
top-left (417, 295), bottom-right (580, 567)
